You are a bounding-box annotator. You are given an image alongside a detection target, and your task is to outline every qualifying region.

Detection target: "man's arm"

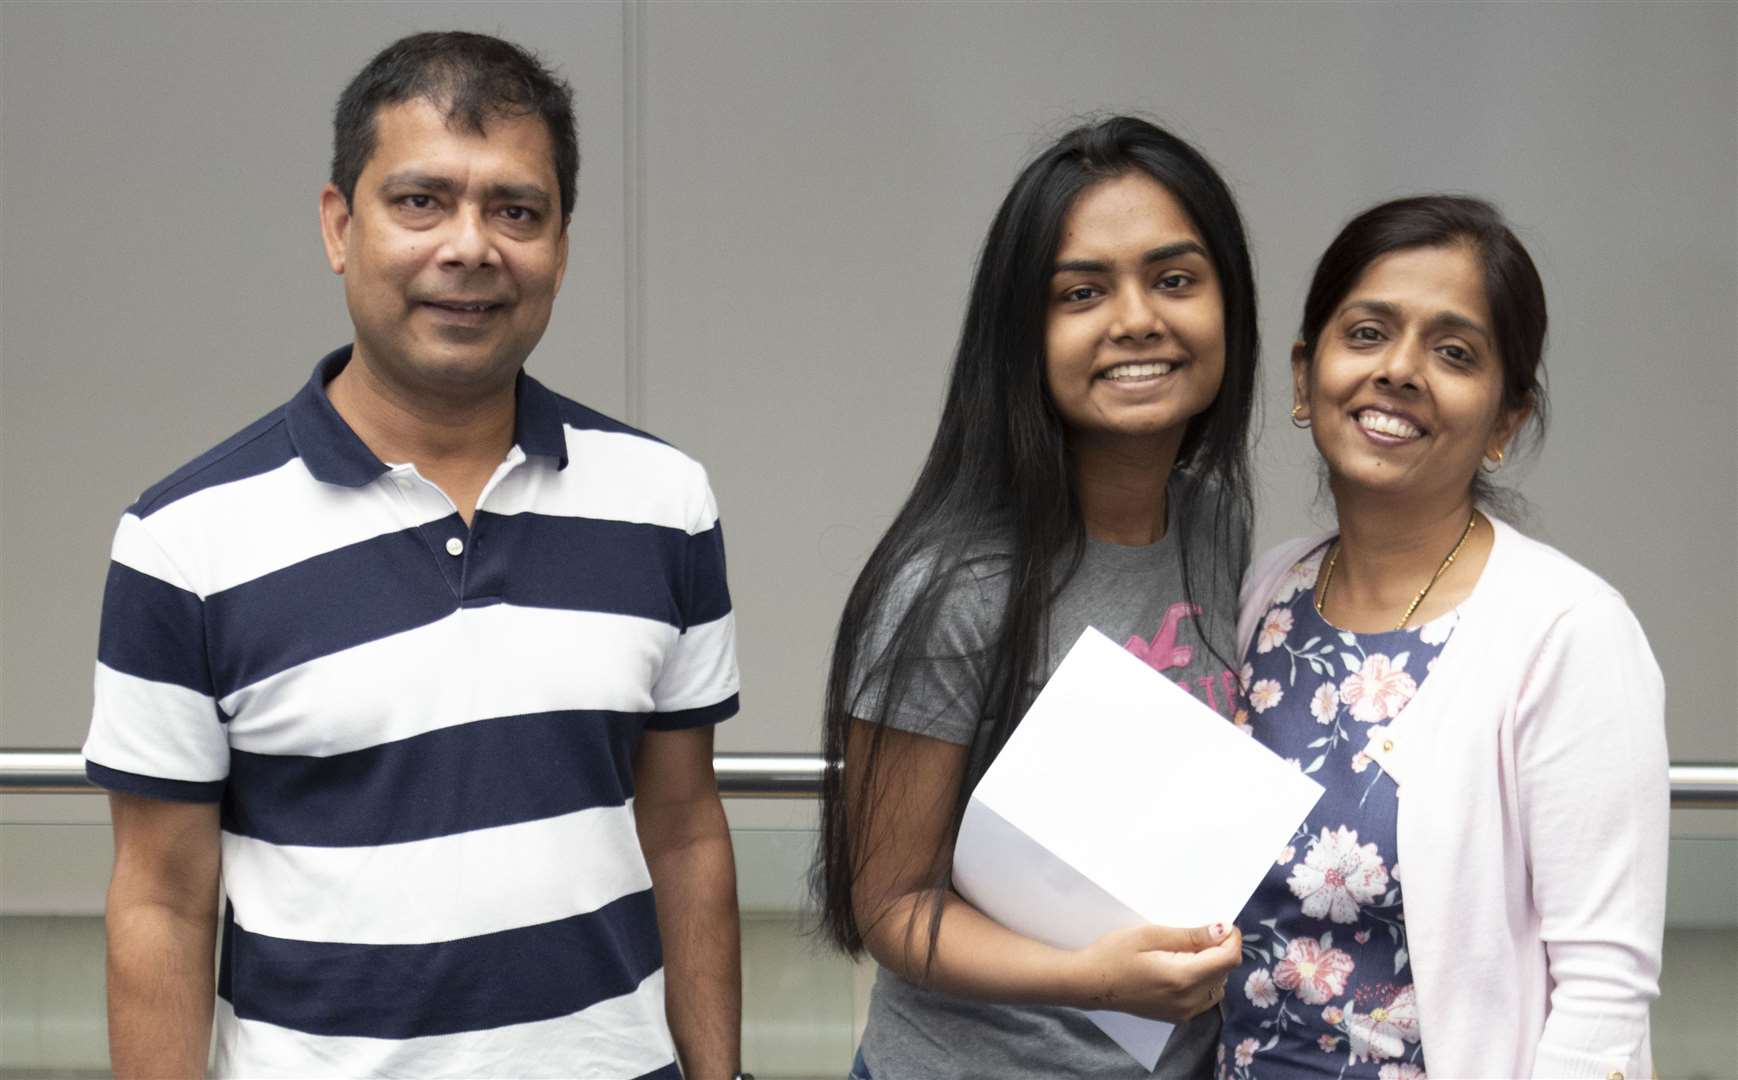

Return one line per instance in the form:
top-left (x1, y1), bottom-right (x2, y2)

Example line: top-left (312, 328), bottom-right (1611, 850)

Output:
top-left (105, 791), bottom-right (222, 1080)
top-left (634, 725), bottom-right (740, 1080)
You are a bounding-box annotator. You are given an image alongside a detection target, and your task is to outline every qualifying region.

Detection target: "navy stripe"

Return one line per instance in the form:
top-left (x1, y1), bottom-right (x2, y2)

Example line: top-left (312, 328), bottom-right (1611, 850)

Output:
top-left (97, 561), bottom-right (212, 695)
top-left (647, 693), bottom-right (739, 732)
top-left (88, 760), bottom-right (225, 803)
top-left (478, 513), bottom-right (688, 624)
top-left (207, 515), bottom-right (713, 695)
top-left (556, 397), bottom-right (666, 444)
top-left (131, 409), bottom-right (298, 517)
top-left (205, 528), bottom-right (456, 697)
top-left (683, 522), bottom-right (733, 629)
top-left (223, 889), bottom-right (663, 1039)
top-left (222, 710), bottom-right (643, 846)
top-left (217, 899), bottom-right (236, 1003)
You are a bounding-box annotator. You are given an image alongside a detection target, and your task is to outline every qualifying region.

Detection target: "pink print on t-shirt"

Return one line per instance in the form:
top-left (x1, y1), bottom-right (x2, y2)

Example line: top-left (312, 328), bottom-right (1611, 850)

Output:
top-left (1125, 601), bottom-right (1201, 673)
top-left (1124, 602), bottom-right (1241, 717)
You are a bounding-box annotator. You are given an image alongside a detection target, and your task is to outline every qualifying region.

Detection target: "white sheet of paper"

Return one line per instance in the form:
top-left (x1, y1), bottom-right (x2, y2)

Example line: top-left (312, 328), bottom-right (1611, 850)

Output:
top-left (952, 627), bottom-right (1323, 1069)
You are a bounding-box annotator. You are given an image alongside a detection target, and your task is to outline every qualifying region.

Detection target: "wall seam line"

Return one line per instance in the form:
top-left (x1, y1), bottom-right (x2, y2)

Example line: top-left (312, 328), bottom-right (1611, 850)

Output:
top-left (621, 0), bottom-right (647, 427)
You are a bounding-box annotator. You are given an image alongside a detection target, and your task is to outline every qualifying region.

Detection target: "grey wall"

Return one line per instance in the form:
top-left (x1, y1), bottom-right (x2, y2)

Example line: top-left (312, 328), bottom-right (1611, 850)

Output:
top-left (4, 1), bottom-right (1734, 775)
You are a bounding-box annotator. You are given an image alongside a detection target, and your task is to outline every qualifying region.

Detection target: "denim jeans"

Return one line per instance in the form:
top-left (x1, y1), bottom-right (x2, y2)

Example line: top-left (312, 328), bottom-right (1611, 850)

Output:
top-left (848, 1046), bottom-right (872, 1080)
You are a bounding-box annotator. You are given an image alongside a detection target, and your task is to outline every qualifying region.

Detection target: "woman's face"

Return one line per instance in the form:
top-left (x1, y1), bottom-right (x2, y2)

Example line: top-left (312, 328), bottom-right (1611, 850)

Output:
top-left (1044, 172), bottom-right (1225, 456)
top-left (1293, 243), bottom-right (1525, 508)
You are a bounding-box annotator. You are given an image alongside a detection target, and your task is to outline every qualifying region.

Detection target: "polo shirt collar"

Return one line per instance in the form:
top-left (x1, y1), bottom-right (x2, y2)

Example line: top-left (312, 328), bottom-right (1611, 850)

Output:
top-left (287, 345), bottom-right (571, 488)
top-left (512, 366), bottom-right (570, 469)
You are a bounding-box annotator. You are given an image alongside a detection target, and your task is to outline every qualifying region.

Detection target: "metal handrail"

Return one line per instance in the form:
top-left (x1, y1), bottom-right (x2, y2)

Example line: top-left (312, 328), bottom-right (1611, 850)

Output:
top-left (1665, 764), bottom-right (1738, 808)
top-left (2, 750), bottom-right (1734, 807)
top-left (0, 750), bottom-right (828, 800)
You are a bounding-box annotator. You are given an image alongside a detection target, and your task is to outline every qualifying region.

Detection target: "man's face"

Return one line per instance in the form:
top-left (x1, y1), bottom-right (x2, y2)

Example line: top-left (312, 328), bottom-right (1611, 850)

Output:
top-left (320, 98), bottom-right (568, 400)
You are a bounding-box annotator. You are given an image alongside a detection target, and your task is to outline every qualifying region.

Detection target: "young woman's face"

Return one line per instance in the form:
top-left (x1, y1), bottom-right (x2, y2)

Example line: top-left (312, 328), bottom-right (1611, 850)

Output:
top-left (1293, 243), bottom-right (1524, 508)
top-left (1044, 172), bottom-right (1226, 456)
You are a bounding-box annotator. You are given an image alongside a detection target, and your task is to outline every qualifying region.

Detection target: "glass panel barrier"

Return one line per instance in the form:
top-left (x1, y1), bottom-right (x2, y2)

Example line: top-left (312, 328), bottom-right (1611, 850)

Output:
top-left (733, 828), bottom-right (866, 1076)
top-left (1, 825), bottom-right (1732, 1078)
top-left (1, 822), bottom-right (110, 1078)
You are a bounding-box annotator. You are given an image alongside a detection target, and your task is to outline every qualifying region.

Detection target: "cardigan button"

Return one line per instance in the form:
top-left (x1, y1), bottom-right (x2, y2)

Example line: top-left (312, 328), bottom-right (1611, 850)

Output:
top-left (1382, 739), bottom-right (1394, 752)
top-left (1606, 1072), bottom-right (1623, 1080)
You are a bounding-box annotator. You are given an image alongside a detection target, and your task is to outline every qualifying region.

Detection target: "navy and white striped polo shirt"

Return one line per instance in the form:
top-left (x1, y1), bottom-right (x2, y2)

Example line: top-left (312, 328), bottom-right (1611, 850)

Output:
top-left (84, 346), bottom-right (739, 1079)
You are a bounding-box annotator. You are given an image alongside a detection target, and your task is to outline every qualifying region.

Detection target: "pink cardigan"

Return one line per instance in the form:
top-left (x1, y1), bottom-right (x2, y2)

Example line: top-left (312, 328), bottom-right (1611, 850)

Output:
top-left (1237, 518), bottom-right (1668, 1080)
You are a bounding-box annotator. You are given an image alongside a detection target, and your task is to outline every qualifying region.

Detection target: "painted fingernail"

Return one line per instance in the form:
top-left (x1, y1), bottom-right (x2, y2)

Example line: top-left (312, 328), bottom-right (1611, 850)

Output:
top-left (1211, 922), bottom-right (1228, 940)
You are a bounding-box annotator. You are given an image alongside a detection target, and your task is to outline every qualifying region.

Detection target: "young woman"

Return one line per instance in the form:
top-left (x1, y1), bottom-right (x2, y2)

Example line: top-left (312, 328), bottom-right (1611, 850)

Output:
top-left (816, 117), bottom-right (1259, 1079)
top-left (1221, 197), bottom-right (1667, 1080)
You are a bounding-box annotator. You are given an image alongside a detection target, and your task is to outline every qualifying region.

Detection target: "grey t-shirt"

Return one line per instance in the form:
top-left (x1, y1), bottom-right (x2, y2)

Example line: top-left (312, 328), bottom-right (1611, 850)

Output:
top-left (851, 515), bottom-right (1248, 1080)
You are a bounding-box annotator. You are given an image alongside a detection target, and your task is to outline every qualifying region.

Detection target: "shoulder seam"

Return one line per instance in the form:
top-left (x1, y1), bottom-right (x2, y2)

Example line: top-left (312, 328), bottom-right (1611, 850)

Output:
top-left (123, 513), bottom-right (205, 598)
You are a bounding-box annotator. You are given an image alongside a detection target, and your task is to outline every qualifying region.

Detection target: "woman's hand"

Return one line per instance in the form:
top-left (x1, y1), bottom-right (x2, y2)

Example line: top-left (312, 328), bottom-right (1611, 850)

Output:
top-left (846, 720), bottom-right (1244, 1017)
top-left (1063, 922), bottom-right (1242, 1022)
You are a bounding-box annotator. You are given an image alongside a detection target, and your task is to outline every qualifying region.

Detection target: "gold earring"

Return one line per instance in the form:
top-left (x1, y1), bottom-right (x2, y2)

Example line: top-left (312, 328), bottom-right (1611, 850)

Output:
top-left (1482, 448), bottom-right (1506, 473)
top-left (1290, 404), bottom-right (1310, 429)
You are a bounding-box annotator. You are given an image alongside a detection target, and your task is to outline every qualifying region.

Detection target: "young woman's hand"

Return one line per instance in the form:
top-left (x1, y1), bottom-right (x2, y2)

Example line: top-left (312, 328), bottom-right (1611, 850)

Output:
top-left (1063, 922), bottom-right (1241, 1022)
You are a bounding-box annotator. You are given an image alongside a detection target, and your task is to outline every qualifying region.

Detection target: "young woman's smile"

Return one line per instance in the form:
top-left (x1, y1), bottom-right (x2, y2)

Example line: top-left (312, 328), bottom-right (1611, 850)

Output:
top-left (1045, 172), bottom-right (1225, 456)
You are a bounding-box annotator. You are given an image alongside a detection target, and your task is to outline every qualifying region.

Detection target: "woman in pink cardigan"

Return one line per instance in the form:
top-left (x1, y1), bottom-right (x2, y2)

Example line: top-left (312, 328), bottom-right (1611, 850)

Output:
top-left (1218, 196), bottom-right (1667, 1080)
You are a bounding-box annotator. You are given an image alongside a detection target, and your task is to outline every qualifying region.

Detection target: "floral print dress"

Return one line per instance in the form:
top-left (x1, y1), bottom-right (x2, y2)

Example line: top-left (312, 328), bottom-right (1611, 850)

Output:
top-left (1217, 547), bottom-right (1456, 1080)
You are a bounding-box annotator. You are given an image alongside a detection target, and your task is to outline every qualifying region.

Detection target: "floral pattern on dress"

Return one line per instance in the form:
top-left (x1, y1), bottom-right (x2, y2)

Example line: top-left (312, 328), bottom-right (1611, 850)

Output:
top-left (1250, 679), bottom-right (1284, 713)
top-left (1273, 935), bottom-right (1354, 1003)
top-left (1288, 827), bottom-right (1390, 924)
top-left (1338, 656), bottom-right (1416, 724)
top-left (1218, 547), bottom-right (1454, 1080)
top-left (1257, 607), bottom-right (1295, 653)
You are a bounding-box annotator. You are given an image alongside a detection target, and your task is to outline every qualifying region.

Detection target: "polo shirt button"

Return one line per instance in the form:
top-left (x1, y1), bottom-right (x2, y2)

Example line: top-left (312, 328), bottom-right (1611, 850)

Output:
top-left (1382, 740), bottom-right (1395, 752)
top-left (446, 537), bottom-right (464, 557)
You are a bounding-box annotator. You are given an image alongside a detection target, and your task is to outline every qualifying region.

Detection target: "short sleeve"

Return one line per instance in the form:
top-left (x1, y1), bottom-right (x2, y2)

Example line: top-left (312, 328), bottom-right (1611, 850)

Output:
top-left (1515, 589), bottom-right (1668, 1078)
top-left (648, 463), bottom-right (740, 730)
top-left (847, 555), bottom-right (1001, 746)
top-left (84, 513), bottom-right (229, 802)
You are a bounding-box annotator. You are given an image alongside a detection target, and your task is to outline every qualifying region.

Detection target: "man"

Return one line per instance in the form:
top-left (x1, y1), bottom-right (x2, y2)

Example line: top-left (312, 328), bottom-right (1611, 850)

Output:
top-left (83, 32), bottom-right (743, 1079)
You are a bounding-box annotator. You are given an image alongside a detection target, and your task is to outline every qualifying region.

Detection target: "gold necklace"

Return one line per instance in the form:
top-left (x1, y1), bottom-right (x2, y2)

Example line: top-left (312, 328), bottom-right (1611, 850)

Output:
top-left (1315, 512), bottom-right (1479, 631)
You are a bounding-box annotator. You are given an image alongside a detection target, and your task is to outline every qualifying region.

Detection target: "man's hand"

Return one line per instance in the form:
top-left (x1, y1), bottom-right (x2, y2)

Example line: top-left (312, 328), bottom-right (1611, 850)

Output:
top-left (634, 726), bottom-right (740, 1080)
top-left (105, 792), bottom-right (222, 1079)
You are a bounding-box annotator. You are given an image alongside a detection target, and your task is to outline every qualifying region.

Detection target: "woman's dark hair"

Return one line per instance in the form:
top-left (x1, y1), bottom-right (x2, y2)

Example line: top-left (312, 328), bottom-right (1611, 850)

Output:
top-left (814, 116), bottom-right (1258, 958)
top-left (331, 31), bottom-right (580, 223)
top-left (1297, 195), bottom-right (1549, 505)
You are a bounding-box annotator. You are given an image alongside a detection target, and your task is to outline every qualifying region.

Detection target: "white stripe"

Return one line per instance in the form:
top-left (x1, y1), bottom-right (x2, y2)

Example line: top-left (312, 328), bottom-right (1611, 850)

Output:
top-left (210, 968), bottom-right (674, 1079)
top-left (652, 612), bottom-right (740, 713)
top-left (85, 663), bottom-right (227, 783)
top-left (139, 459), bottom-right (446, 596)
top-left (222, 801), bottom-right (649, 945)
top-left (224, 605), bottom-right (675, 756)
top-left (481, 427), bottom-right (717, 533)
top-left (109, 513), bottom-right (194, 588)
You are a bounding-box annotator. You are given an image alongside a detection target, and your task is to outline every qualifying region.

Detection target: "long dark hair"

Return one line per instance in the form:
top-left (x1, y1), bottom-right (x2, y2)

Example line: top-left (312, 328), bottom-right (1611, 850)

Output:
top-left (814, 117), bottom-right (1259, 958)
top-left (1297, 195), bottom-right (1549, 507)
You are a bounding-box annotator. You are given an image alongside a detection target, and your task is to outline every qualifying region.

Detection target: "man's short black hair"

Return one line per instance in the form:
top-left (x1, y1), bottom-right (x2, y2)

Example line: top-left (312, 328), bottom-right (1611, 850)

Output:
top-left (332, 31), bottom-right (579, 223)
